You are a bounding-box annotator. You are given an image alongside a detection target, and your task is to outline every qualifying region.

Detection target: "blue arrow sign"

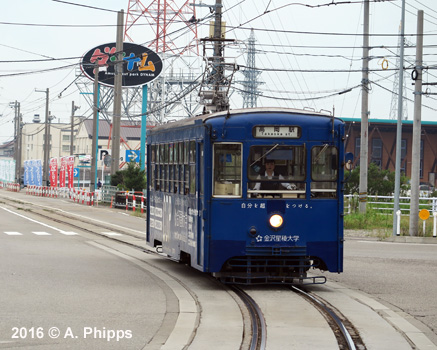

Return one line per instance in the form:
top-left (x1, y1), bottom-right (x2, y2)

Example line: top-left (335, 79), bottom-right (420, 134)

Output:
top-left (73, 168), bottom-right (79, 177)
top-left (126, 150), bottom-right (140, 163)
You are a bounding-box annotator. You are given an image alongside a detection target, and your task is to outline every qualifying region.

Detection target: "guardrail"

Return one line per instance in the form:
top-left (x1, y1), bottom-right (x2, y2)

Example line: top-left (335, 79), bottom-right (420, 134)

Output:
top-left (345, 194), bottom-right (437, 215)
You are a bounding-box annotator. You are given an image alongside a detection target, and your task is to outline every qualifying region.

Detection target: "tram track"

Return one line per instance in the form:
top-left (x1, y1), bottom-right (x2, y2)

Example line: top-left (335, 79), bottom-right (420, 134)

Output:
top-left (291, 286), bottom-right (366, 350)
top-left (2, 194), bottom-right (367, 350)
top-left (230, 286), bottom-right (267, 350)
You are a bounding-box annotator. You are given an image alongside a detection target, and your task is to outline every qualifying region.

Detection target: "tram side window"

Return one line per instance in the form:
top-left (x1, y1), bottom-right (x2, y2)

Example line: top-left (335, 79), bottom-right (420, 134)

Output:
top-left (189, 141), bottom-right (196, 195)
top-left (311, 145), bottom-right (338, 198)
top-left (184, 141), bottom-right (190, 195)
top-left (213, 143), bottom-right (242, 197)
top-left (178, 142), bottom-right (184, 195)
top-left (151, 145), bottom-right (156, 190)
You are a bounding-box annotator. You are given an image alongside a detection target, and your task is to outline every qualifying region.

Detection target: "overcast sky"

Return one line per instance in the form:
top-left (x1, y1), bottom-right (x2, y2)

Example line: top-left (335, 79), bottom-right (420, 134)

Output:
top-left (0, 0), bottom-right (436, 144)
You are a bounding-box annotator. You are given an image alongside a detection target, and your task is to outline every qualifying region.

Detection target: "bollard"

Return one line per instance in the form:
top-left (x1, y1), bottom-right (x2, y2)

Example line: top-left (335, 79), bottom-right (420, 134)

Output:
top-left (432, 211), bottom-right (437, 238)
top-left (110, 196), bottom-right (114, 208)
top-left (396, 210), bottom-right (401, 236)
top-left (132, 195), bottom-right (136, 212)
top-left (126, 193), bottom-right (129, 211)
top-left (141, 196), bottom-right (144, 214)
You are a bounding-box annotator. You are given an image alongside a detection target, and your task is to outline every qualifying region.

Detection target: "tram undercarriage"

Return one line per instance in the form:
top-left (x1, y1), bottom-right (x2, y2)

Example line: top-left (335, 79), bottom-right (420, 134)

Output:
top-left (213, 255), bottom-right (327, 285)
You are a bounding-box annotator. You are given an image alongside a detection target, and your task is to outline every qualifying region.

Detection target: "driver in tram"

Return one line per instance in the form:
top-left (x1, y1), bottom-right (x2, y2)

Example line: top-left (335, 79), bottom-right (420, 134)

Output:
top-left (253, 159), bottom-right (296, 191)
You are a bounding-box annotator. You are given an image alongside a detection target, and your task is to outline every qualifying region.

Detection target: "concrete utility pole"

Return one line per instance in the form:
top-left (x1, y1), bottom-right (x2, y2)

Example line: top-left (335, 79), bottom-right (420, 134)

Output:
top-left (36, 88), bottom-right (50, 185)
top-left (359, 0), bottom-right (370, 213)
top-left (11, 101), bottom-right (21, 183)
top-left (70, 101), bottom-right (79, 156)
top-left (90, 67), bottom-right (99, 192)
top-left (392, 0), bottom-right (406, 236)
top-left (111, 9), bottom-right (124, 175)
top-left (409, 10), bottom-right (424, 236)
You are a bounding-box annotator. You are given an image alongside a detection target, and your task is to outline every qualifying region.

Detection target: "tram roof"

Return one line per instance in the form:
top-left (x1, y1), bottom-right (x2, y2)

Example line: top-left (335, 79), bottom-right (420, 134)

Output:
top-left (150, 107), bottom-right (338, 132)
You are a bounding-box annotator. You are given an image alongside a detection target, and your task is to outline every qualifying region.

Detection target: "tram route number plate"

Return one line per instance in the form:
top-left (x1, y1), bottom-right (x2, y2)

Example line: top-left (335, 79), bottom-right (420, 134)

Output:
top-left (253, 126), bottom-right (300, 139)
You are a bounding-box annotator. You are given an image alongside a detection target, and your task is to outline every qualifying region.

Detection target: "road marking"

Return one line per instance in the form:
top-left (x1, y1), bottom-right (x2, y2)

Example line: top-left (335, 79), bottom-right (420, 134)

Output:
top-left (4, 232), bottom-right (23, 235)
top-left (101, 232), bottom-right (123, 236)
top-left (0, 206), bottom-right (76, 236)
top-left (32, 232), bottom-right (51, 235)
top-left (59, 231), bottom-right (79, 235)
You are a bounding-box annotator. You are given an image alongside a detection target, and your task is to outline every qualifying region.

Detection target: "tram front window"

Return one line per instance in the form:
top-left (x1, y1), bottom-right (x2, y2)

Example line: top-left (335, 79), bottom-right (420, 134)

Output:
top-left (311, 145), bottom-right (338, 198)
top-left (248, 145), bottom-right (306, 198)
top-left (213, 143), bottom-right (242, 197)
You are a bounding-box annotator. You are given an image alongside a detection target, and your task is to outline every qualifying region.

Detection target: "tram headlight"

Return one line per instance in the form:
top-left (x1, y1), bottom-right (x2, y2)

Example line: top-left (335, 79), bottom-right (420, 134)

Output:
top-left (269, 214), bottom-right (284, 229)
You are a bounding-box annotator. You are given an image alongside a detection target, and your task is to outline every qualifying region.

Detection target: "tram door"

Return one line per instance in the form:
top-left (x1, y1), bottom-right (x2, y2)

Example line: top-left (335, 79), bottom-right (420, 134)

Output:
top-left (197, 142), bottom-right (204, 267)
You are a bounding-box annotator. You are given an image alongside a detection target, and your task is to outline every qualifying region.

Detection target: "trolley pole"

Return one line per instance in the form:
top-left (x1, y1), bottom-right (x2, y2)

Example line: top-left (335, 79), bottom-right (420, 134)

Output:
top-left (409, 10), bottom-right (424, 236)
top-left (359, 0), bottom-right (370, 213)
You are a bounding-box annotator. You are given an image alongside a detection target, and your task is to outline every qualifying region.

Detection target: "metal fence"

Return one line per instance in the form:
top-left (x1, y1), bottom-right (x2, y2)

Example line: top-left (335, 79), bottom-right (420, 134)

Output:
top-left (345, 194), bottom-right (437, 215)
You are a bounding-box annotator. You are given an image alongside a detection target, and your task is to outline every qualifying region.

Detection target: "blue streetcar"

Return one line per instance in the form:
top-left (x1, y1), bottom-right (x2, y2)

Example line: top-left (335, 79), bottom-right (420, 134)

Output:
top-left (146, 108), bottom-right (348, 284)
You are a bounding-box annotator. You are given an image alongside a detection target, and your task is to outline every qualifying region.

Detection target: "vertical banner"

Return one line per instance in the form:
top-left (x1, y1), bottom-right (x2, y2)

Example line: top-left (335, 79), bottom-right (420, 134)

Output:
top-left (35, 160), bottom-right (42, 187)
top-left (59, 157), bottom-right (67, 188)
top-left (29, 160), bottom-right (35, 186)
top-left (67, 156), bottom-right (75, 188)
top-left (23, 160), bottom-right (30, 186)
top-left (50, 158), bottom-right (58, 187)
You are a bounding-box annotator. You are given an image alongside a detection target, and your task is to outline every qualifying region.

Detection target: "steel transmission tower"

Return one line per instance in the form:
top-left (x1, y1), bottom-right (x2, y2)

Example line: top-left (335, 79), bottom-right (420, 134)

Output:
top-left (76, 1), bottom-right (203, 128)
top-left (124, 0), bottom-right (203, 124)
top-left (389, 23), bottom-right (410, 120)
top-left (239, 29), bottom-right (263, 108)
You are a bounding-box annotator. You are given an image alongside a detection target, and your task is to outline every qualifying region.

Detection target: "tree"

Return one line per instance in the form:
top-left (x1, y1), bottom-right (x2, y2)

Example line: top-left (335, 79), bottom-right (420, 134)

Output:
top-left (110, 161), bottom-right (146, 191)
top-left (344, 163), bottom-right (408, 196)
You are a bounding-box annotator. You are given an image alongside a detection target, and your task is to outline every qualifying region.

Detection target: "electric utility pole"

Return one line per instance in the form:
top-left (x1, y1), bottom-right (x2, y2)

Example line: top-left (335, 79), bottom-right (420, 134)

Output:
top-left (392, 0), bottom-right (406, 235)
top-left (359, 0), bottom-right (370, 213)
top-left (111, 9), bottom-right (124, 175)
top-left (91, 67), bottom-right (99, 192)
top-left (409, 10), bottom-right (424, 236)
top-left (70, 101), bottom-right (79, 156)
top-left (11, 101), bottom-right (21, 183)
top-left (36, 88), bottom-right (50, 185)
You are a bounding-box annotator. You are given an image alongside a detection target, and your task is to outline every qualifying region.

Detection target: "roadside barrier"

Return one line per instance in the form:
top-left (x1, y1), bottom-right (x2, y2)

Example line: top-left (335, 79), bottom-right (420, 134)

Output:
top-left (3, 184), bottom-right (146, 212)
top-left (6, 183), bottom-right (20, 192)
top-left (23, 186), bottom-right (96, 207)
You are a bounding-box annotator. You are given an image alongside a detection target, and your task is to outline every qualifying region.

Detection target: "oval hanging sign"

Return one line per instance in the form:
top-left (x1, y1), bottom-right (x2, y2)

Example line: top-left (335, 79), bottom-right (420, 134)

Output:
top-left (80, 42), bottom-right (163, 87)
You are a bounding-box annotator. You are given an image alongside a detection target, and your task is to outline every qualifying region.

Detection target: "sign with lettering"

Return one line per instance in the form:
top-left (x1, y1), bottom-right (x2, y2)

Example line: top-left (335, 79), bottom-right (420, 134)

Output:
top-left (80, 42), bottom-right (163, 87)
top-left (253, 126), bottom-right (301, 139)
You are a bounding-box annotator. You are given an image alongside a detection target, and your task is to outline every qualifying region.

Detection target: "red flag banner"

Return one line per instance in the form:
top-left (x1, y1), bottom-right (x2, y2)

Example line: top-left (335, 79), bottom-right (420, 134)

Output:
top-left (50, 158), bottom-right (58, 187)
top-left (67, 156), bottom-right (75, 188)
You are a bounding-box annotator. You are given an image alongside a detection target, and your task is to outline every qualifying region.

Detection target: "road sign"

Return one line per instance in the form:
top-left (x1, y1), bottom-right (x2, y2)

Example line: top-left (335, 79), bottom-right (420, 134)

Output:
top-left (73, 168), bottom-right (79, 178)
top-left (419, 209), bottom-right (430, 220)
top-left (125, 150), bottom-right (140, 163)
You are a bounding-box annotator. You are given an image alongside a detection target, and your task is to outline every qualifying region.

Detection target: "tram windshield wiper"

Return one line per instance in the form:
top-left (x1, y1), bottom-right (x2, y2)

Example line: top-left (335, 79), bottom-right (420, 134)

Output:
top-left (250, 144), bottom-right (279, 167)
top-left (313, 144), bottom-right (329, 163)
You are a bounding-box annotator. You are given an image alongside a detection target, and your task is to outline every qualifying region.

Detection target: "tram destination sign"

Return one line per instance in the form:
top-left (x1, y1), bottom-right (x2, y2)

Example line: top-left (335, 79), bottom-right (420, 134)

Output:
top-left (80, 42), bottom-right (163, 87)
top-left (253, 126), bottom-right (301, 139)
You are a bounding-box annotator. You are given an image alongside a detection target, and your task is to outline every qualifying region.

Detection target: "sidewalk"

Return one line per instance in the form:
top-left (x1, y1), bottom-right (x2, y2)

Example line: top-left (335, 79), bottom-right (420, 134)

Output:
top-left (345, 229), bottom-right (437, 244)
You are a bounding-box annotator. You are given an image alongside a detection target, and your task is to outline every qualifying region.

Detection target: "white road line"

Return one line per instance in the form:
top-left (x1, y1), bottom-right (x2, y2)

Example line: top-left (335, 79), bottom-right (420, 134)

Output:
top-left (101, 232), bottom-right (123, 236)
top-left (59, 231), bottom-right (79, 235)
top-left (32, 232), bottom-right (52, 236)
top-left (0, 206), bottom-right (77, 236)
top-left (4, 232), bottom-right (23, 235)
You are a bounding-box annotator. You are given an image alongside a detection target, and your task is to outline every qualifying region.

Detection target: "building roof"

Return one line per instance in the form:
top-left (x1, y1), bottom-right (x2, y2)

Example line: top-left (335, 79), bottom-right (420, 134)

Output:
top-left (341, 117), bottom-right (437, 126)
top-left (82, 119), bottom-right (153, 140)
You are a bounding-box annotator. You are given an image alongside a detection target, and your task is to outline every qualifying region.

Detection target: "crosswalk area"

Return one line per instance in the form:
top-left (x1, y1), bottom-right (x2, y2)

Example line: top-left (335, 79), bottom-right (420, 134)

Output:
top-left (2, 231), bottom-right (125, 237)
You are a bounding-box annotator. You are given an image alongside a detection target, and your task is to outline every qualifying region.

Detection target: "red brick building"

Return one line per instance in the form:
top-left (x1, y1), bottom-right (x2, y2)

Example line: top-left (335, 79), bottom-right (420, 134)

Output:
top-left (343, 118), bottom-right (437, 187)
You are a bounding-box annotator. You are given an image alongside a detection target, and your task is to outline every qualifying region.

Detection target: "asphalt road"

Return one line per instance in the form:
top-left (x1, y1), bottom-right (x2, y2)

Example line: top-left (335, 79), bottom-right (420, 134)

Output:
top-left (0, 204), bottom-right (166, 350)
top-left (329, 237), bottom-right (437, 344)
